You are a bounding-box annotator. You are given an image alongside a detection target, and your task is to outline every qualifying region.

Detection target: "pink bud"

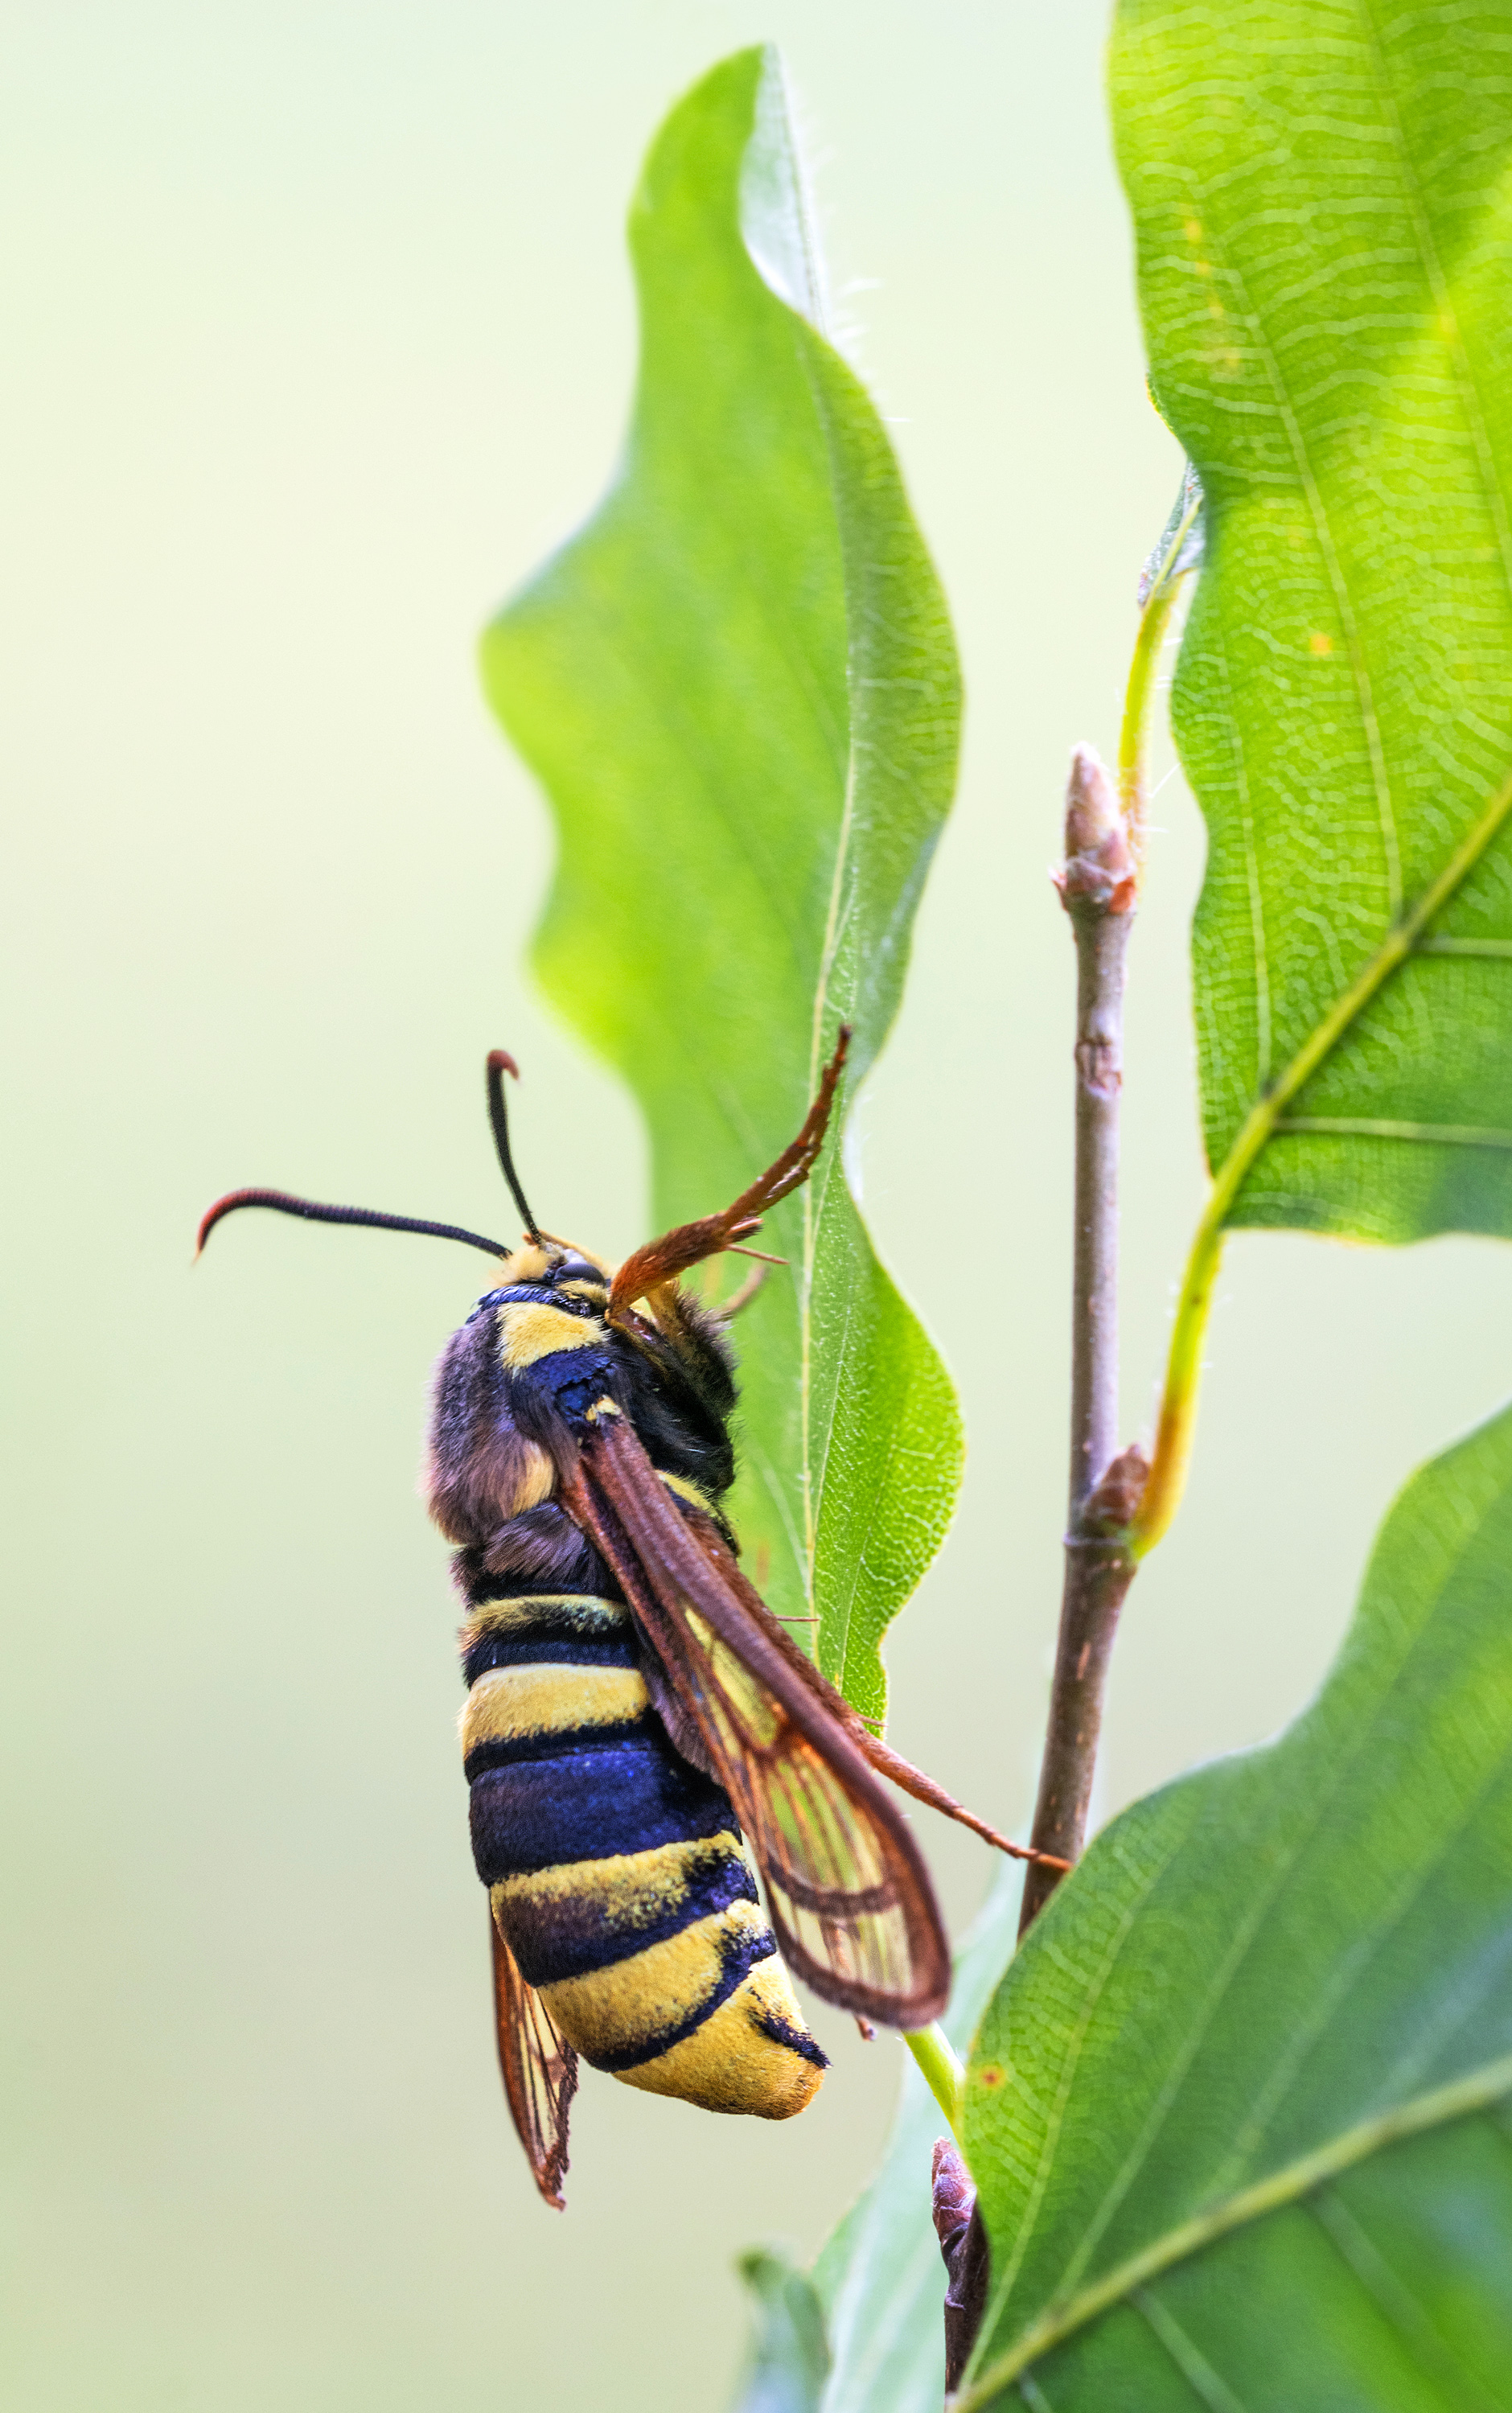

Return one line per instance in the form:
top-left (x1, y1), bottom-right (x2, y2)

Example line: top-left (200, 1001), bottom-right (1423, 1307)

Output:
top-left (1059, 743), bottom-right (1136, 912)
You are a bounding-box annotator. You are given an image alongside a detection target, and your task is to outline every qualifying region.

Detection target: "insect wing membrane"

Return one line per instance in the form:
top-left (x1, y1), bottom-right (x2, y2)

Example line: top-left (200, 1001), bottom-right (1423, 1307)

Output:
top-left (566, 1416), bottom-right (950, 2029)
top-left (491, 1914), bottom-right (578, 2210)
top-left (691, 1630), bottom-right (936, 2025)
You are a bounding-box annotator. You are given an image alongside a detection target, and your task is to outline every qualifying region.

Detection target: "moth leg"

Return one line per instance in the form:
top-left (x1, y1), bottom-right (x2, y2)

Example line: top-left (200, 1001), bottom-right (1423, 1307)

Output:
top-left (855, 1731), bottom-right (1071, 1872)
top-left (609, 1028), bottom-right (850, 1321)
top-left (658, 1486), bottom-right (1071, 1874)
top-left (712, 1261), bottom-right (770, 1321)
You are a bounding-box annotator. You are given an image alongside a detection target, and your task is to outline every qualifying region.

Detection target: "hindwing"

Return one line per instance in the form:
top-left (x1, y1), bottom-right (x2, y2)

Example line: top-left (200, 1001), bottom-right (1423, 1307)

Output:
top-left (490, 1915), bottom-right (578, 2210)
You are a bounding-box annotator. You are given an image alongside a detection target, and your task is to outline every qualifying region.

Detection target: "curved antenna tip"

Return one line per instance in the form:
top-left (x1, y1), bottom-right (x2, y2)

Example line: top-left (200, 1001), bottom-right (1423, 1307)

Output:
top-left (485, 1051), bottom-right (542, 1239)
top-left (191, 1186), bottom-right (511, 1262)
top-left (195, 1192), bottom-right (242, 1260)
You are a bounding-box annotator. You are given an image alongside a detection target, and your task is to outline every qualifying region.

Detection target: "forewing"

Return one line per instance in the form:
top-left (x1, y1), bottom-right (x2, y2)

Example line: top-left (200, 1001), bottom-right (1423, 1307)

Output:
top-left (562, 1412), bottom-right (950, 2028)
top-left (490, 1913), bottom-right (578, 2210)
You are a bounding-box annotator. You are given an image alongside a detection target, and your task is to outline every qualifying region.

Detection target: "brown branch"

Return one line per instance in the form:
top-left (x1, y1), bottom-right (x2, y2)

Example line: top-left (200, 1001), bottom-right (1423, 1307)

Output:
top-left (931, 750), bottom-right (1154, 2395)
top-left (1019, 749), bottom-right (1145, 1937)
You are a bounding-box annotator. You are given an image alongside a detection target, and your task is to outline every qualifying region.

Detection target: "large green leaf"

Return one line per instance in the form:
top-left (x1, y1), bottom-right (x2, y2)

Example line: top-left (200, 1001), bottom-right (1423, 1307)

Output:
top-left (1112, 0), bottom-right (1512, 1242)
top-left (481, 47), bottom-right (962, 1716)
top-left (957, 1397), bottom-right (1512, 2408)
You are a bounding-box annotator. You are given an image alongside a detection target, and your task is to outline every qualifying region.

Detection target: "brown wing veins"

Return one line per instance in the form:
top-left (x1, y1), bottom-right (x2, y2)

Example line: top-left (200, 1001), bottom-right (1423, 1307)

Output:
top-left (562, 1411), bottom-right (951, 2027)
top-left (490, 1914), bottom-right (578, 2211)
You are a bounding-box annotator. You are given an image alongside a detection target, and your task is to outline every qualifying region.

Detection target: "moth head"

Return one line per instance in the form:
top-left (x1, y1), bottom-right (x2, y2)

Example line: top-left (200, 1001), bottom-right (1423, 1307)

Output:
top-left (493, 1239), bottom-right (611, 1297)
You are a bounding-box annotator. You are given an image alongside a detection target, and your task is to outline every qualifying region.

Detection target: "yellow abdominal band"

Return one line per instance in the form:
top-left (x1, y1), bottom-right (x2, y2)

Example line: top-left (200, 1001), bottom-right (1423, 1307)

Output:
top-left (466, 1592), bottom-right (828, 2119)
top-left (536, 1895), bottom-right (823, 2118)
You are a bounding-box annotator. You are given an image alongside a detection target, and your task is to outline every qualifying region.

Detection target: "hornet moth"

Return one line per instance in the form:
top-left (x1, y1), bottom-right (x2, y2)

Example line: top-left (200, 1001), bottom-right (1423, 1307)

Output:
top-left (197, 1031), bottom-right (1062, 2208)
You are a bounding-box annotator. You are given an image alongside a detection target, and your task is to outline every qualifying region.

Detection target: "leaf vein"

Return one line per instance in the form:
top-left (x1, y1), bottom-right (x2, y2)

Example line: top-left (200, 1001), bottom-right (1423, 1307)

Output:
top-left (1198, 202), bottom-right (1403, 911)
top-left (1132, 2286), bottom-right (1253, 2413)
top-left (956, 2055), bottom-right (1512, 2409)
top-left (1309, 2185), bottom-right (1510, 2413)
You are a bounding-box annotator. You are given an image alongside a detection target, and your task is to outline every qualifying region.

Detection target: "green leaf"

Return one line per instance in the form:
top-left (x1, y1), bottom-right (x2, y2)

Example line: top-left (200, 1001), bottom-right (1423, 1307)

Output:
top-left (816, 1868), bottom-right (1022, 2413)
top-left (1112, 1), bottom-right (1512, 1243)
top-left (729, 2248), bottom-right (830, 2413)
top-left (725, 1868), bottom-right (1025, 2413)
top-left (480, 46), bottom-right (962, 1717)
top-left (957, 1397), bottom-right (1512, 2409)
top-left (1138, 458), bottom-right (1205, 610)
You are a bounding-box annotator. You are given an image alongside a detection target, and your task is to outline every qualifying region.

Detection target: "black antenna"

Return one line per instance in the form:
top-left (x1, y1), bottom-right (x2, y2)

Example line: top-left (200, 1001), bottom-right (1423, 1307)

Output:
top-left (195, 1189), bottom-right (511, 1262)
top-left (486, 1050), bottom-right (544, 1241)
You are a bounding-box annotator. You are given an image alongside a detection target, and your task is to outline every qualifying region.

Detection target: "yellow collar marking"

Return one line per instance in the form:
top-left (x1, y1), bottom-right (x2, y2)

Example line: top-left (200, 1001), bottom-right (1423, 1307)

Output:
top-left (495, 1301), bottom-right (606, 1369)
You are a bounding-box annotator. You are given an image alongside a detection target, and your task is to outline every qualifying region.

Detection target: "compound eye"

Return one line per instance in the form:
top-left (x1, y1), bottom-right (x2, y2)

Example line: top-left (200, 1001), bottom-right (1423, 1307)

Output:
top-left (552, 1250), bottom-right (607, 1289)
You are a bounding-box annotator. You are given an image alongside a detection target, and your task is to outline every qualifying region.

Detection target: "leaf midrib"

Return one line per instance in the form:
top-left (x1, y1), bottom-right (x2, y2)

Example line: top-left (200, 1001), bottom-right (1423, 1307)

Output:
top-left (1001, 1525), bottom-right (1440, 2316)
top-left (978, 1463), bottom-right (1512, 2378)
top-left (1203, 758), bottom-right (1512, 1236)
top-left (801, 740), bottom-right (860, 1597)
top-left (953, 2054), bottom-right (1512, 2410)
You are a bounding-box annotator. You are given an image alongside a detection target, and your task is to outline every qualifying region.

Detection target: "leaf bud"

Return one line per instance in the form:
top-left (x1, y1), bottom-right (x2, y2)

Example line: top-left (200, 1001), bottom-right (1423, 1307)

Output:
top-left (1082, 1442), bottom-right (1151, 1536)
top-left (931, 2139), bottom-right (988, 2391)
top-left (1055, 742), bottom-right (1136, 915)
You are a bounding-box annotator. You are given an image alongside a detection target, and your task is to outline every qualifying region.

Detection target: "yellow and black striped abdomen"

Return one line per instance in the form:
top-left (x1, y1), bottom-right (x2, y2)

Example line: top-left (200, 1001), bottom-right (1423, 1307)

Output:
top-left (460, 1596), bottom-right (825, 2118)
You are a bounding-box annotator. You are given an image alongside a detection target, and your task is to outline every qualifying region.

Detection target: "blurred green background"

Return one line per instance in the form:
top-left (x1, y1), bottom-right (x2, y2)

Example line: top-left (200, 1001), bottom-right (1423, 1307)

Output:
top-left (5, 4), bottom-right (1511, 2407)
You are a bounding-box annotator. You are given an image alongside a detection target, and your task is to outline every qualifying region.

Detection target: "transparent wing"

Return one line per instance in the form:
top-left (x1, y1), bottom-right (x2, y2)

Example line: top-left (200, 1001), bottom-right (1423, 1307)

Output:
top-left (561, 1412), bottom-right (951, 2029)
top-left (490, 1913), bottom-right (578, 2210)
